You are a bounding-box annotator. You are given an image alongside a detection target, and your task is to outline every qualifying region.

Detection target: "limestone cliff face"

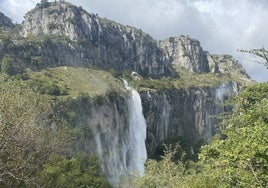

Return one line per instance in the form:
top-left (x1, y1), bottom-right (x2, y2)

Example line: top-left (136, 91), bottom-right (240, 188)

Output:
top-left (159, 36), bottom-right (209, 73)
top-left (58, 81), bottom-right (240, 160)
top-left (159, 36), bottom-right (249, 79)
top-left (5, 1), bottom-right (249, 78)
top-left (20, 1), bottom-right (169, 76)
top-left (207, 54), bottom-right (249, 78)
top-left (141, 82), bottom-right (240, 156)
top-left (0, 12), bottom-right (14, 29)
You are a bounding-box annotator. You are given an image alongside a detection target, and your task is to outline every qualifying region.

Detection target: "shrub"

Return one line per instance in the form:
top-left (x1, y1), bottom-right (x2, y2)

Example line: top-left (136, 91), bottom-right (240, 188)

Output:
top-left (41, 153), bottom-right (112, 188)
top-left (1, 56), bottom-right (23, 76)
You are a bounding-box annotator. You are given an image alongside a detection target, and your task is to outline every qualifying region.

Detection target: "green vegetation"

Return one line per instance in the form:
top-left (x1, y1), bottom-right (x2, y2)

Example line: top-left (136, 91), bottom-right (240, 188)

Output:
top-left (0, 11), bottom-right (264, 187)
top-left (0, 72), bottom-right (113, 187)
top-left (26, 66), bottom-right (122, 97)
top-left (41, 153), bottom-right (111, 188)
top-left (27, 69), bottom-right (69, 96)
top-left (0, 77), bottom-right (71, 187)
top-left (135, 82), bottom-right (268, 188)
top-left (131, 67), bottom-right (249, 93)
top-left (135, 145), bottom-right (186, 188)
top-left (1, 56), bottom-right (22, 76)
top-left (198, 83), bottom-right (268, 187)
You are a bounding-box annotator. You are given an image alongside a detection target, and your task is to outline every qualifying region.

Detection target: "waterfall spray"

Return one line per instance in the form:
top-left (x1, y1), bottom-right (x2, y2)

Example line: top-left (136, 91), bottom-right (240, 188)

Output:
top-left (91, 79), bottom-right (147, 186)
top-left (125, 81), bottom-right (147, 176)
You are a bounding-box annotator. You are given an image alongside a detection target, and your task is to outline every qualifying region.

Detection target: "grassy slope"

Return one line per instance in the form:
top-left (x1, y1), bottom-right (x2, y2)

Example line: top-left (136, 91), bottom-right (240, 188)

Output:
top-left (26, 66), bottom-right (123, 97)
top-left (131, 67), bottom-right (251, 92)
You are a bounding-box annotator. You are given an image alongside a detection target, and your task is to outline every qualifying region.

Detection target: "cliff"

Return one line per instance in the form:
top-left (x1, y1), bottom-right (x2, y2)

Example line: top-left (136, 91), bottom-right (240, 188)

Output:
top-left (159, 36), bottom-right (209, 73)
top-left (19, 1), bottom-right (170, 76)
top-left (0, 1), bottom-right (252, 186)
top-left (0, 12), bottom-right (14, 29)
top-left (141, 82), bottom-right (239, 157)
top-left (159, 35), bottom-right (249, 79)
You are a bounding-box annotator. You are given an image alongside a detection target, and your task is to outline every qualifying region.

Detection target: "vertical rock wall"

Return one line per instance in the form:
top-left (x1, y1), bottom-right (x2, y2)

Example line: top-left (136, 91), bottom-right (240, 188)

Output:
top-left (141, 82), bottom-right (239, 156)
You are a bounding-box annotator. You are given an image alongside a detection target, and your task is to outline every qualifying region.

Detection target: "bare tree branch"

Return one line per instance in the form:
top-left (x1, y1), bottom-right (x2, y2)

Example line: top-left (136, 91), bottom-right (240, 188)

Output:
top-left (238, 47), bottom-right (268, 69)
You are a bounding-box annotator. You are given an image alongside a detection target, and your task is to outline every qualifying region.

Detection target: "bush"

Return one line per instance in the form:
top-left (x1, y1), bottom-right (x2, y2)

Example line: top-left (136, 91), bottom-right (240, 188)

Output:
top-left (1, 56), bottom-right (23, 76)
top-left (27, 77), bottom-right (68, 96)
top-left (41, 153), bottom-right (111, 188)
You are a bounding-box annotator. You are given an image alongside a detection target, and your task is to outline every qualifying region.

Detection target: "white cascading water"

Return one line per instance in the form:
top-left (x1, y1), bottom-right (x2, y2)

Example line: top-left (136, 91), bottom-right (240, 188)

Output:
top-left (216, 84), bottom-right (232, 102)
top-left (91, 79), bottom-right (147, 186)
top-left (124, 80), bottom-right (147, 176)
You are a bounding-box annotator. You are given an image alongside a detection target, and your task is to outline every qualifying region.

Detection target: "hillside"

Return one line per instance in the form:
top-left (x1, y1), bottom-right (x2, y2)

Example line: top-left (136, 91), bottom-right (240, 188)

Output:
top-left (0, 1), bottom-right (258, 187)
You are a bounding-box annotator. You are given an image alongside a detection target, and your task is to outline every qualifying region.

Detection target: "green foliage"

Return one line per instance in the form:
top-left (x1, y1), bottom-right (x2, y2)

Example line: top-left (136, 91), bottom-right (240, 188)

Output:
top-left (136, 83), bottom-right (268, 188)
top-left (41, 153), bottom-right (111, 188)
top-left (106, 89), bottom-right (122, 103)
top-left (153, 136), bottom-right (204, 162)
top-left (93, 94), bottom-right (105, 106)
top-left (198, 82), bottom-right (268, 187)
top-left (0, 78), bottom-right (73, 187)
top-left (27, 70), bottom-right (68, 96)
top-left (1, 56), bottom-right (23, 76)
top-left (132, 76), bottom-right (176, 91)
top-left (135, 144), bottom-right (186, 188)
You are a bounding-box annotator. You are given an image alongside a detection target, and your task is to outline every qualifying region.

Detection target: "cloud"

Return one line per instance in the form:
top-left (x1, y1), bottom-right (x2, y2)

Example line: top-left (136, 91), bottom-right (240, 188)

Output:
top-left (0, 0), bottom-right (268, 81)
top-left (0, 0), bottom-right (39, 23)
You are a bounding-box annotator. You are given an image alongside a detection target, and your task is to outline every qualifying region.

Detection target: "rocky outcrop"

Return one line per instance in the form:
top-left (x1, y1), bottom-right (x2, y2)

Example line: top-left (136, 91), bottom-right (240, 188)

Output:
top-left (0, 12), bottom-right (14, 29)
top-left (159, 36), bottom-right (209, 73)
top-left (208, 54), bottom-right (249, 78)
top-left (55, 80), bottom-right (240, 165)
top-left (20, 1), bottom-right (170, 76)
top-left (141, 82), bottom-right (240, 157)
top-left (14, 1), bottom-right (249, 78)
top-left (159, 36), bottom-right (249, 79)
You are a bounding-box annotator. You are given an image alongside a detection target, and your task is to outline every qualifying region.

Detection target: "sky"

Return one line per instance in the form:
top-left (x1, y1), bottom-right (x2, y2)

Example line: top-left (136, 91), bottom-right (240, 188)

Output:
top-left (0, 0), bottom-right (267, 81)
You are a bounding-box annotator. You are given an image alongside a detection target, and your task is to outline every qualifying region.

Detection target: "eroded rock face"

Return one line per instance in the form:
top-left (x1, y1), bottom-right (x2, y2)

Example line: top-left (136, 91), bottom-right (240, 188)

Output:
top-left (18, 2), bottom-right (250, 79)
top-left (141, 82), bottom-right (240, 156)
top-left (0, 12), bottom-right (14, 29)
top-left (207, 54), bottom-right (249, 78)
top-left (20, 1), bottom-right (170, 76)
top-left (159, 36), bottom-right (209, 73)
top-left (159, 36), bottom-right (250, 79)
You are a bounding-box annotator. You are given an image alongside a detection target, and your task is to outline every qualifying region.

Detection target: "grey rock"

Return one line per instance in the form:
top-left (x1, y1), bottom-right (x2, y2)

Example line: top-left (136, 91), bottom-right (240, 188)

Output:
top-left (159, 35), bottom-right (209, 73)
top-left (20, 1), bottom-right (170, 76)
top-left (208, 54), bottom-right (250, 78)
top-left (141, 82), bottom-right (240, 156)
top-left (0, 12), bottom-right (14, 29)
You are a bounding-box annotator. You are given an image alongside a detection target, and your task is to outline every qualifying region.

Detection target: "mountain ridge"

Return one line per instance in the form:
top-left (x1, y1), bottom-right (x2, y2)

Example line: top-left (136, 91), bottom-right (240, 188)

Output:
top-left (0, 2), bottom-right (255, 187)
top-left (0, 0), bottom-right (249, 79)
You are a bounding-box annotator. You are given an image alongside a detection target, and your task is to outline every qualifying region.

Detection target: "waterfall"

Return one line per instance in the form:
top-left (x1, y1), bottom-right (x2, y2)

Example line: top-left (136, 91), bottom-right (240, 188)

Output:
top-left (159, 94), bottom-right (171, 140)
top-left (216, 84), bottom-right (231, 102)
top-left (90, 79), bottom-right (147, 186)
top-left (125, 84), bottom-right (147, 176)
top-left (216, 82), bottom-right (238, 102)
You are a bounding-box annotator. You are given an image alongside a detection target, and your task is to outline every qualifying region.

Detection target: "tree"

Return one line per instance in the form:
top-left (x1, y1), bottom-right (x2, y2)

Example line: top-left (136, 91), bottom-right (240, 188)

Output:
top-left (137, 83), bottom-right (268, 188)
top-left (0, 79), bottom-right (73, 187)
top-left (41, 153), bottom-right (111, 188)
top-left (1, 56), bottom-right (23, 76)
top-left (40, 0), bottom-right (50, 8)
top-left (198, 83), bottom-right (268, 187)
top-left (41, 0), bottom-right (48, 3)
top-left (239, 47), bottom-right (268, 69)
top-left (135, 144), bottom-right (187, 188)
